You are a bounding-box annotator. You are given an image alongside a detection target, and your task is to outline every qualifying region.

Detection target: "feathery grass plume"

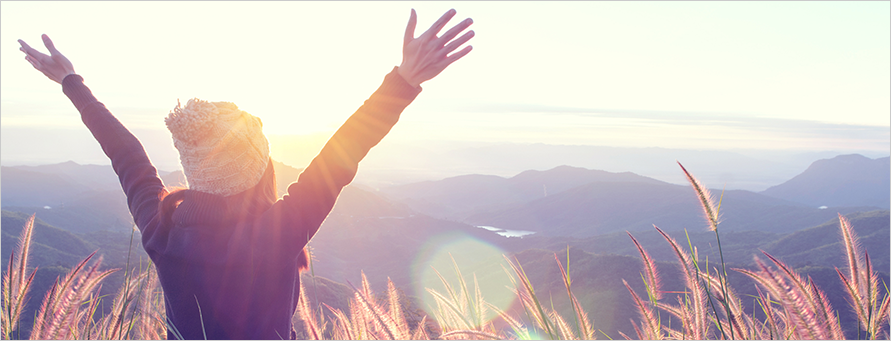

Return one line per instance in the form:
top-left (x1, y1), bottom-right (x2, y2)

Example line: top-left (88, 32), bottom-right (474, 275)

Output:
top-left (622, 279), bottom-right (662, 340)
top-left (755, 287), bottom-right (782, 339)
top-left (678, 162), bottom-right (737, 339)
top-left (1, 214), bottom-right (38, 340)
top-left (485, 301), bottom-right (531, 339)
top-left (662, 296), bottom-right (694, 340)
top-left (701, 269), bottom-right (752, 339)
top-left (128, 251), bottom-right (165, 339)
top-left (323, 303), bottom-right (354, 340)
top-left (387, 278), bottom-right (409, 333)
top-left (351, 301), bottom-right (369, 340)
top-left (297, 279), bottom-right (323, 340)
top-left (736, 259), bottom-right (808, 339)
top-left (735, 253), bottom-right (845, 340)
top-left (836, 214), bottom-right (867, 338)
top-left (90, 263), bottom-right (164, 340)
top-left (835, 213), bottom-right (890, 339)
top-left (501, 254), bottom-right (601, 340)
top-left (553, 252), bottom-right (595, 340)
top-left (548, 309), bottom-right (578, 340)
top-left (472, 275), bottom-right (488, 332)
top-left (504, 255), bottom-right (557, 339)
top-left (677, 162), bottom-right (720, 232)
top-left (875, 294), bottom-right (890, 339)
top-left (627, 232), bottom-right (662, 302)
top-left (447, 254), bottom-right (483, 329)
top-left (426, 262), bottom-right (488, 332)
top-left (426, 287), bottom-right (472, 331)
top-left (838, 214), bottom-right (864, 298)
top-left (410, 315), bottom-right (431, 340)
top-left (29, 252), bottom-right (117, 340)
top-left (350, 273), bottom-right (406, 340)
top-left (809, 280), bottom-right (845, 339)
top-left (426, 267), bottom-right (472, 331)
top-left (652, 225), bottom-right (709, 340)
top-left (319, 272), bottom-right (432, 340)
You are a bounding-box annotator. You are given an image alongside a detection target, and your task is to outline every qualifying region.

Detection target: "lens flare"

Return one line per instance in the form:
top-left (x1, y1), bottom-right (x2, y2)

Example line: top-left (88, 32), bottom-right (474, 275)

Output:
top-left (411, 232), bottom-right (516, 329)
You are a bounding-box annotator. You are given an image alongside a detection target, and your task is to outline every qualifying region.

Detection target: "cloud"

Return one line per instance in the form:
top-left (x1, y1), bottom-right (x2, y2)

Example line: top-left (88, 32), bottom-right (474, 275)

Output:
top-left (449, 103), bottom-right (890, 141)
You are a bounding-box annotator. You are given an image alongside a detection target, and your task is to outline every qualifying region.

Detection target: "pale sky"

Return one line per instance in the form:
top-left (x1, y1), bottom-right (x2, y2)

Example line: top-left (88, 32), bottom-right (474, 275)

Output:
top-left (2, 1), bottom-right (889, 170)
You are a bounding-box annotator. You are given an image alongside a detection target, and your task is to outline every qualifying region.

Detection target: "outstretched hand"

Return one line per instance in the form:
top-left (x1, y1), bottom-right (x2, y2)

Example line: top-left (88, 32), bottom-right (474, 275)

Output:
top-left (19, 34), bottom-right (75, 84)
top-left (398, 9), bottom-right (474, 88)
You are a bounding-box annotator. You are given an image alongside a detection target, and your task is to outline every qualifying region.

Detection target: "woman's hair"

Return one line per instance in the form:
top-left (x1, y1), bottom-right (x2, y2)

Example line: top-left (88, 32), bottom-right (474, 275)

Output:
top-left (159, 159), bottom-right (310, 271)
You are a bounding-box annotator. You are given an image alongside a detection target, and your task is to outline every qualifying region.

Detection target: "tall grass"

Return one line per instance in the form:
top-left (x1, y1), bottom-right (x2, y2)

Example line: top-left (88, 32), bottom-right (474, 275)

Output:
top-left (2, 214), bottom-right (38, 340)
top-left (622, 163), bottom-right (889, 340)
top-left (2, 163), bottom-right (889, 339)
top-left (1, 218), bottom-right (165, 340)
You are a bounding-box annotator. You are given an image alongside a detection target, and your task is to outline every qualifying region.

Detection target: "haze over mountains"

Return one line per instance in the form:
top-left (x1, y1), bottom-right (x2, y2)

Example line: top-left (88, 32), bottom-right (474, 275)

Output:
top-left (1, 152), bottom-right (888, 338)
top-left (4, 153), bottom-right (887, 235)
top-left (762, 154), bottom-right (890, 208)
top-left (379, 154), bottom-right (888, 237)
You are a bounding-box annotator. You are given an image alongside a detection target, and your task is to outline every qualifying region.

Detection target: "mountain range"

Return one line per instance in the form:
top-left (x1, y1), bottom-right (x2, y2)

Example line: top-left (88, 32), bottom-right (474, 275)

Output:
top-left (762, 154), bottom-right (890, 208)
top-left (378, 154), bottom-right (887, 237)
top-left (1, 153), bottom-right (887, 337)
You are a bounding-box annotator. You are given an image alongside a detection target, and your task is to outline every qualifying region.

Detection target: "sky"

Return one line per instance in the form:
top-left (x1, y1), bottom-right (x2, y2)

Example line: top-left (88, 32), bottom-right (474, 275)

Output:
top-left (2, 1), bottom-right (889, 171)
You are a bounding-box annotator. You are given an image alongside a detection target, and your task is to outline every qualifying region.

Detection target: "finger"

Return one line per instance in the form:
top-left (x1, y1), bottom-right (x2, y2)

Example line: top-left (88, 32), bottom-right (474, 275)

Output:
top-left (423, 8), bottom-right (456, 38)
top-left (438, 18), bottom-right (473, 45)
top-left (441, 30), bottom-right (474, 56)
top-left (18, 39), bottom-right (44, 58)
top-left (444, 45), bottom-right (472, 66)
top-left (42, 34), bottom-right (61, 56)
top-left (404, 8), bottom-right (417, 45)
top-left (25, 55), bottom-right (39, 69)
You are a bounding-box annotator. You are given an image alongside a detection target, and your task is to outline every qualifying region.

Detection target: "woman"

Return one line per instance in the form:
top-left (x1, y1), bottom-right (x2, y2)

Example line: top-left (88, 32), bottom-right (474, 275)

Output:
top-left (18, 8), bottom-right (473, 340)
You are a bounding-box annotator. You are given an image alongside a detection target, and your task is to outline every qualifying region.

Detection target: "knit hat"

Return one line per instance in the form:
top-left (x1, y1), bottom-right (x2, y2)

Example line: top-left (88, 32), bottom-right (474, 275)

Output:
top-left (165, 98), bottom-right (269, 197)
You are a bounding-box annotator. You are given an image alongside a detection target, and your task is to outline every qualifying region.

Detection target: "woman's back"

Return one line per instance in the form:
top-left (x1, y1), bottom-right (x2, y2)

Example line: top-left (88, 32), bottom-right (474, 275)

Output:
top-left (19, 9), bottom-right (473, 338)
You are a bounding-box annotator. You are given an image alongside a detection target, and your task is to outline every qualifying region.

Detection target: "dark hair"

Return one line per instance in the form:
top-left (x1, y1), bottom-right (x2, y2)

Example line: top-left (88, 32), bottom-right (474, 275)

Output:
top-left (158, 159), bottom-right (310, 271)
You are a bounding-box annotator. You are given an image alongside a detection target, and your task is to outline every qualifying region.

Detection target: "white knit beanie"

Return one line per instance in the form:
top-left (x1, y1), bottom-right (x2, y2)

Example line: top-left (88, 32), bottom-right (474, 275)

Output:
top-left (165, 98), bottom-right (269, 197)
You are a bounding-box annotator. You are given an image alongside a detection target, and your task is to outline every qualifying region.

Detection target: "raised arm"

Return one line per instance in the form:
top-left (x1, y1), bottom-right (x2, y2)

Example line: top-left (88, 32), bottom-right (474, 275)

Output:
top-left (254, 9), bottom-right (475, 256)
top-left (18, 35), bottom-right (165, 232)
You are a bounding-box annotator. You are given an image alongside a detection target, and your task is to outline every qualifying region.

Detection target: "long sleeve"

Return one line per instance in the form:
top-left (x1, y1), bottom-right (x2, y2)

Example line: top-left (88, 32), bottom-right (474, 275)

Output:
top-left (62, 75), bottom-right (165, 232)
top-left (246, 67), bottom-right (421, 262)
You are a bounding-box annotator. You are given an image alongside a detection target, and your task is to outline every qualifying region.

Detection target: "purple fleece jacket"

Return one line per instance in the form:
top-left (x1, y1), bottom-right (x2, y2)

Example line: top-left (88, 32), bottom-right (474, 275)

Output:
top-left (61, 68), bottom-right (420, 339)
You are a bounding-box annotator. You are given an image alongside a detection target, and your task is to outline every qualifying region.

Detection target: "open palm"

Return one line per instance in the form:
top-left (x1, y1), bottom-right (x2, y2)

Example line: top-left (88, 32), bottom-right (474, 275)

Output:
top-left (19, 34), bottom-right (75, 84)
top-left (398, 9), bottom-right (474, 88)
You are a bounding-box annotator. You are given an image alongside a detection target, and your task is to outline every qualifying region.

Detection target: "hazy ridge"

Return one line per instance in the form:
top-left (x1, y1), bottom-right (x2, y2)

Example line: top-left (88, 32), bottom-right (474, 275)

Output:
top-left (1, 152), bottom-right (888, 337)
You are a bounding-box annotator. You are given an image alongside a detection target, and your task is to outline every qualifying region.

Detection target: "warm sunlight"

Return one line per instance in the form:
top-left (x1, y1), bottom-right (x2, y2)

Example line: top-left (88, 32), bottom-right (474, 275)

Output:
top-left (2, 2), bottom-right (888, 173)
top-left (412, 234), bottom-right (515, 328)
top-left (1, 2), bottom-right (888, 340)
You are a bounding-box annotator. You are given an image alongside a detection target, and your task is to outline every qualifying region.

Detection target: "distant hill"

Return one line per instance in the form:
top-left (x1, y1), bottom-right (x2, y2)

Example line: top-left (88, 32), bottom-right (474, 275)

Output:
top-left (1, 160), bottom-right (305, 233)
top-left (4, 161), bottom-right (121, 191)
top-left (1, 166), bottom-right (96, 207)
top-left (759, 210), bottom-right (890, 270)
top-left (466, 178), bottom-right (872, 237)
top-left (761, 154), bottom-right (890, 209)
top-left (494, 210), bottom-right (889, 271)
top-left (381, 163), bottom-right (883, 238)
top-left (380, 165), bottom-right (665, 220)
top-left (307, 185), bottom-right (504, 292)
top-left (1, 210), bottom-right (95, 268)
